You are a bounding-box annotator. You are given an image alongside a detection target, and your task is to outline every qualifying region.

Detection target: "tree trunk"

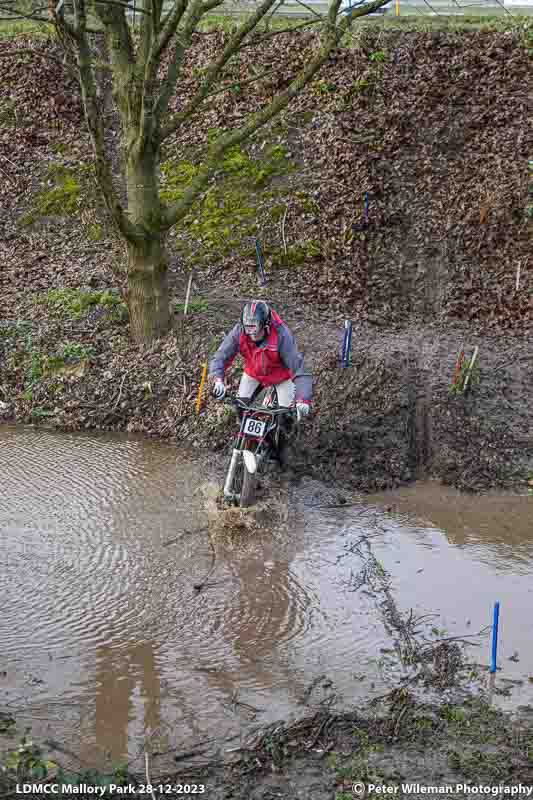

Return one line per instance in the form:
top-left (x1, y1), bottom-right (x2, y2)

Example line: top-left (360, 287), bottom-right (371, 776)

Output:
top-left (125, 149), bottom-right (171, 343)
top-left (127, 233), bottom-right (171, 343)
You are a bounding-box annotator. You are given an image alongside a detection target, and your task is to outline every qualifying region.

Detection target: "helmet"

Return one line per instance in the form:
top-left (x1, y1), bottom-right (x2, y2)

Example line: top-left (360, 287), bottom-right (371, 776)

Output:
top-left (241, 300), bottom-right (271, 343)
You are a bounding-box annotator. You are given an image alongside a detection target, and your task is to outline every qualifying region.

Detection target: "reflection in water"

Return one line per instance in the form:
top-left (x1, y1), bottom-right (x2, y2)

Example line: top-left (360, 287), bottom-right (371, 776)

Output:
top-left (2, 426), bottom-right (533, 765)
top-left (368, 481), bottom-right (533, 572)
top-left (93, 642), bottom-right (161, 761)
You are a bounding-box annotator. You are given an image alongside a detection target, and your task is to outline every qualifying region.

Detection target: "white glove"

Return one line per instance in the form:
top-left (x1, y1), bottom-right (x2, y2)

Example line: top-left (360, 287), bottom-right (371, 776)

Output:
top-left (296, 402), bottom-right (310, 422)
top-left (212, 379), bottom-right (226, 400)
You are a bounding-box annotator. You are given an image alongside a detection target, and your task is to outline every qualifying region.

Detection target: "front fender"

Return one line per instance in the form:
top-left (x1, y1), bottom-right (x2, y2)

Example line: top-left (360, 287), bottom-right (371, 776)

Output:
top-left (242, 449), bottom-right (258, 474)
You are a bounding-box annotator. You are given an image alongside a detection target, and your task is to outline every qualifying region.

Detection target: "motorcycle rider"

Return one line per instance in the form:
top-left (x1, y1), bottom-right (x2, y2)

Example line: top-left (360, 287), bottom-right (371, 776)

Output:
top-left (209, 300), bottom-right (312, 463)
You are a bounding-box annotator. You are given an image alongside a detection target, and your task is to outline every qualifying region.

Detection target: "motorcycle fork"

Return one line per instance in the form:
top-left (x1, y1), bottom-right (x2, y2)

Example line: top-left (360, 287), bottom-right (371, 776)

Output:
top-left (223, 414), bottom-right (249, 500)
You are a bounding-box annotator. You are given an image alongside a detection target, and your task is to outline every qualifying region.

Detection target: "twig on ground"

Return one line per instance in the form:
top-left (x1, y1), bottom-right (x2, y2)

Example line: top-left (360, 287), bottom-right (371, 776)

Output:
top-left (163, 526), bottom-right (209, 547)
top-left (193, 529), bottom-right (217, 593)
top-left (0, 163), bottom-right (14, 184)
top-left (393, 702), bottom-right (411, 739)
top-left (173, 746), bottom-right (212, 763)
top-left (144, 753), bottom-right (157, 800)
top-left (0, 154), bottom-right (18, 170)
top-left (306, 714), bottom-right (332, 750)
top-left (112, 370), bottom-right (130, 411)
top-left (228, 691), bottom-right (265, 717)
top-left (298, 674), bottom-right (327, 705)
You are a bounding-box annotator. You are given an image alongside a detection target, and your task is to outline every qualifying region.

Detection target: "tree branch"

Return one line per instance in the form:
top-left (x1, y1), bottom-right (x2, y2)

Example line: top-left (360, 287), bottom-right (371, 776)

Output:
top-left (148, 0), bottom-right (206, 134)
top-left (93, 0), bottom-right (135, 73)
top-left (150, 0), bottom-right (188, 66)
top-left (135, 0), bottom-right (165, 152)
top-left (94, 0), bottom-right (151, 11)
top-left (208, 66), bottom-right (274, 99)
top-left (72, 0), bottom-right (136, 240)
top-left (289, 0), bottom-right (324, 21)
top-left (217, 17), bottom-right (321, 53)
top-left (159, 0), bottom-right (280, 142)
top-left (137, 0), bottom-right (156, 67)
top-left (161, 0), bottom-right (389, 230)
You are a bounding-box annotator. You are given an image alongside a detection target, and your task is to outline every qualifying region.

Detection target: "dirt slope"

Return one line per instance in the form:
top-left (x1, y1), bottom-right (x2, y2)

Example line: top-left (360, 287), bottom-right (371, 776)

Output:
top-left (1, 25), bottom-right (533, 492)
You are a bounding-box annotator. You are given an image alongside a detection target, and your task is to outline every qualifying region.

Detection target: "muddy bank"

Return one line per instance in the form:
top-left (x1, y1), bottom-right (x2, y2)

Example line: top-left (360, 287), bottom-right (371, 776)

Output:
top-left (2, 292), bottom-right (532, 493)
top-left (190, 693), bottom-right (533, 800)
top-left (3, 691), bottom-right (533, 798)
top-left (1, 26), bottom-right (533, 492)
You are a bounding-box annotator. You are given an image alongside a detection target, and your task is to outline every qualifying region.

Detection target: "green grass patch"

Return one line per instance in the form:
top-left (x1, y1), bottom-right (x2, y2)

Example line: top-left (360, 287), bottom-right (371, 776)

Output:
top-left (312, 79), bottom-right (337, 96)
top-left (36, 288), bottom-right (126, 320)
top-left (0, 18), bottom-right (54, 38)
top-left (161, 141), bottom-right (296, 261)
top-left (271, 240), bottom-right (322, 267)
top-left (87, 223), bottom-right (103, 241)
top-left (42, 343), bottom-right (94, 376)
top-left (175, 296), bottom-right (209, 314)
top-left (0, 97), bottom-right (18, 128)
top-left (20, 162), bottom-right (96, 225)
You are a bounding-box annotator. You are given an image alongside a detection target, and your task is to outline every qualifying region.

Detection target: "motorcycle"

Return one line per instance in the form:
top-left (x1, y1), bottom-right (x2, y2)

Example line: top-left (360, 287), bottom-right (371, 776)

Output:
top-left (221, 387), bottom-right (297, 508)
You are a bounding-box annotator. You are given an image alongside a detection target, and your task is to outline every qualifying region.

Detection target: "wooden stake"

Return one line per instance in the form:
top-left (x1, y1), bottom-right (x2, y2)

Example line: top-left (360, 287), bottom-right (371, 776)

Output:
top-left (184, 272), bottom-right (193, 315)
top-left (463, 346), bottom-right (479, 393)
top-left (196, 362), bottom-right (208, 415)
top-left (281, 206), bottom-right (288, 256)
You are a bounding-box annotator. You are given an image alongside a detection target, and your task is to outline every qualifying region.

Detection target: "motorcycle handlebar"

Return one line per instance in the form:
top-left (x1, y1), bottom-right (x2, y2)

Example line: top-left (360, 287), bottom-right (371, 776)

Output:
top-left (222, 395), bottom-right (296, 416)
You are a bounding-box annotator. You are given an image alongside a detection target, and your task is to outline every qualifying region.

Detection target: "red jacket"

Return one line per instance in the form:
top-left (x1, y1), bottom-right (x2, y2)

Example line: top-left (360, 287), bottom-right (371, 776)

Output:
top-left (209, 309), bottom-right (313, 403)
top-left (238, 311), bottom-right (292, 386)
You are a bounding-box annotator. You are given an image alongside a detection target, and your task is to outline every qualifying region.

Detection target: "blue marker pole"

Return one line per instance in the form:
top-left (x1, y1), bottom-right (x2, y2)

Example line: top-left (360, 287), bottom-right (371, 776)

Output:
top-left (343, 321), bottom-right (353, 368)
top-left (363, 191), bottom-right (369, 225)
top-left (341, 324), bottom-right (347, 366)
top-left (255, 239), bottom-right (266, 286)
top-left (490, 601), bottom-right (500, 674)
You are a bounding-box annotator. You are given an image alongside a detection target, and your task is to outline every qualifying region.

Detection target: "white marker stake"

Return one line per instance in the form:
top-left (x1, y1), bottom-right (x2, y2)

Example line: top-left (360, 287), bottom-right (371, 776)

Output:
top-left (183, 272), bottom-right (193, 315)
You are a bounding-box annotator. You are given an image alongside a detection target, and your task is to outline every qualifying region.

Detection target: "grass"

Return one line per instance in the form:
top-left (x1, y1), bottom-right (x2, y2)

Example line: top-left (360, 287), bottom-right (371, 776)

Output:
top-left (35, 288), bottom-right (126, 320)
top-left (0, 18), bottom-right (55, 38)
top-left (175, 296), bottom-right (209, 314)
top-left (2, 9), bottom-right (531, 43)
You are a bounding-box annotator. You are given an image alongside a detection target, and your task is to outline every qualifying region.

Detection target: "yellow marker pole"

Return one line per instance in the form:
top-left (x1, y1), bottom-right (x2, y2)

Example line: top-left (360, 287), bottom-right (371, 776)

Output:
top-left (396, 0), bottom-right (400, 15)
top-left (196, 362), bottom-right (208, 415)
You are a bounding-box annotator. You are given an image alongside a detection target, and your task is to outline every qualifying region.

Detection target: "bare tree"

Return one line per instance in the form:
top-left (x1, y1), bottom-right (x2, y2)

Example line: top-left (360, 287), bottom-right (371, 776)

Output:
top-left (1, 0), bottom-right (389, 343)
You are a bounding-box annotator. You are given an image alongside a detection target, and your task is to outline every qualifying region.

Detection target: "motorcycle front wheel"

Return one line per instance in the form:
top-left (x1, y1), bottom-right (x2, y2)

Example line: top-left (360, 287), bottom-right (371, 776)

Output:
top-left (238, 439), bottom-right (258, 508)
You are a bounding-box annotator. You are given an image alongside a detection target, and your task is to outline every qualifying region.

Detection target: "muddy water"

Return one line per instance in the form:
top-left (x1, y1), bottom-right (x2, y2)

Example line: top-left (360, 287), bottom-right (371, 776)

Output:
top-left (1, 426), bottom-right (533, 771)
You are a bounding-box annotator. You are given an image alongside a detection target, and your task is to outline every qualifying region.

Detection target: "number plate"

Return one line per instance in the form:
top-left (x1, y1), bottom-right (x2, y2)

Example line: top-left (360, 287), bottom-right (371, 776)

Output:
top-left (243, 417), bottom-right (267, 438)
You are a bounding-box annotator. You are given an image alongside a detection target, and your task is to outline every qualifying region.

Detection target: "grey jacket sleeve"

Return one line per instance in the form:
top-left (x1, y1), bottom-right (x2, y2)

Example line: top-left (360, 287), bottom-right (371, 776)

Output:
top-left (278, 325), bottom-right (313, 403)
top-left (208, 323), bottom-right (241, 380)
